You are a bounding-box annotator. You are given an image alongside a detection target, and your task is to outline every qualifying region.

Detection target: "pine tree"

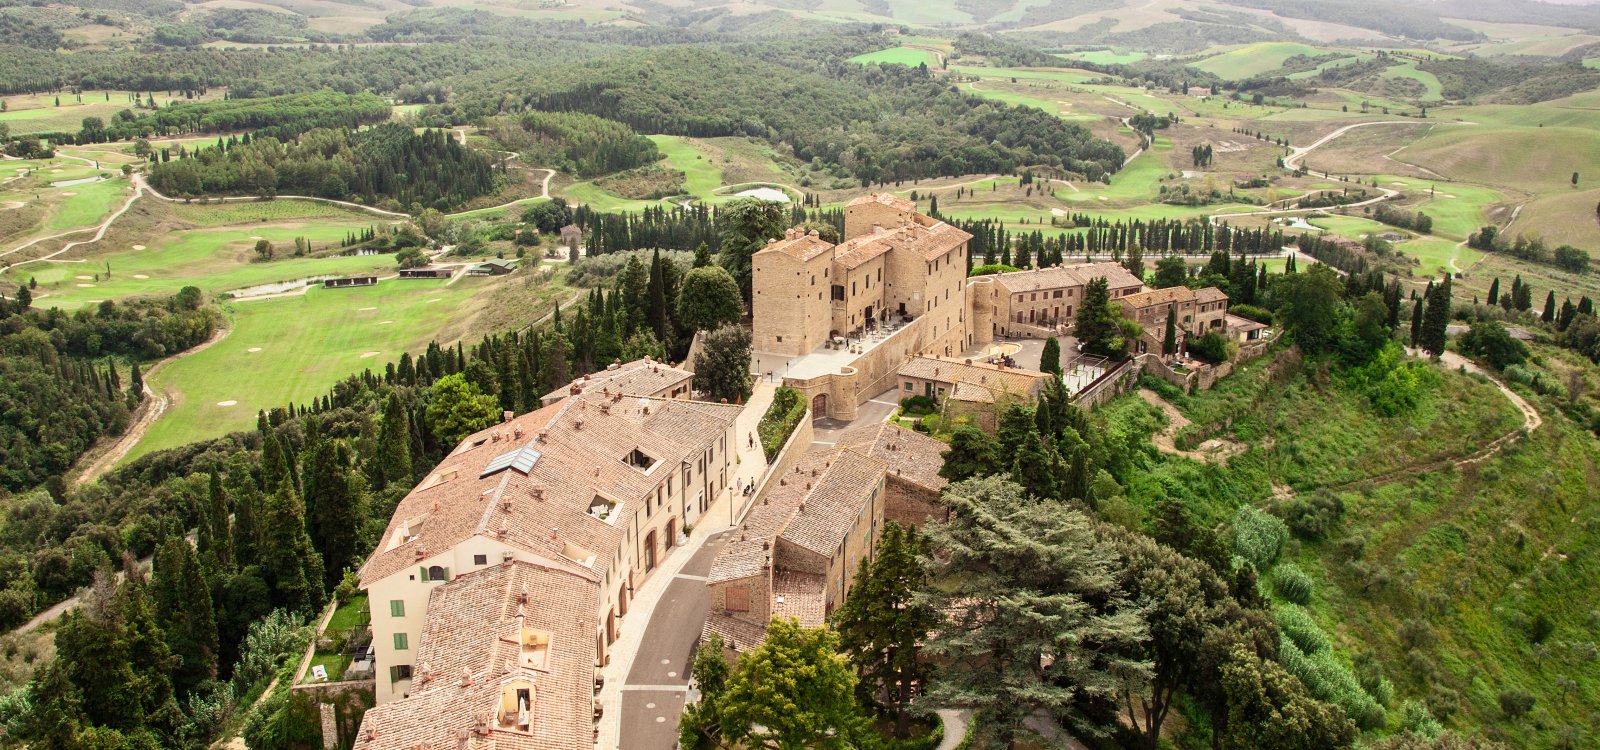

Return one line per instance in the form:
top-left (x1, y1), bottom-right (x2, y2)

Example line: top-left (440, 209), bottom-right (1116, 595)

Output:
top-left (831, 522), bottom-right (938, 738)
top-left (939, 426), bottom-right (1003, 483)
top-left (261, 433), bottom-right (289, 494)
top-left (199, 469), bottom-right (232, 572)
top-left (919, 477), bottom-right (1148, 748)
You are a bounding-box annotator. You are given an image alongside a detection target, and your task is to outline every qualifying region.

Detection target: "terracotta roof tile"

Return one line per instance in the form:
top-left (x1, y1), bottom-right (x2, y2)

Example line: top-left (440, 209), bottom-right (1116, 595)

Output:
top-left (1195, 286), bottom-right (1228, 304)
top-left (755, 233), bottom-right (833, 262)
top-left (1120, 286), bottom-right (1198, 309)
top-left (770, 571), bottom-right (827, 629)
top-left (354, 561), bottom-right (598, 750)
top-left (541, 358), bottom-right (693, 403)
top-left (835, 422), bottom-right (948, 496)
top-left (846, 193), bottom-right (916, 212)
top-left (895, 356), bottom-right (1049, 399)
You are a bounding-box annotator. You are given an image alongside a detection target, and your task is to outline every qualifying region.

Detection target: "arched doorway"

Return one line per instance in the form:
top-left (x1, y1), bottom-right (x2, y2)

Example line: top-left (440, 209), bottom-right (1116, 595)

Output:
top-left (644, 530), bottom-right (658, 571)
top-left (811, 393), bottom-right (828, 417)
top-left (665, 519), bottom-right (677, 549)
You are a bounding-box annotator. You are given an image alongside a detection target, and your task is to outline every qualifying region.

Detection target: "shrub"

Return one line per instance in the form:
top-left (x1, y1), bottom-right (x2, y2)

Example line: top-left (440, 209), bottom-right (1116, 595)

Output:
top-left (1498, 688), bottom-right (1535, 719)
top-left (1399, 700), bottom-right (1443, 738)
top-left (1273, 562), bottom-right (1314, 604)
top-left (900, 395), bottom-right (937, 414)
top-left (969, 263), bottom-right (1021, 276)
top-left (1283, 492), bottom-right (1344, 540)
top-left (1502, 364), bottom-right (1564, 396)
top-left (1232, 505), bottom-right (1289, 569)
top-left (1228, 303), bottom-right (1273, 324)
top-left (1275, 604), bottom-right (1331, 654)
top-left (1139, 374), bottom-right (1185, 402)
top-left (757, 387), bottom-right (807, 461)
top-left (1280, 634), bottom-right (1386, 730)
top-left (1188, 330), bottom-right (1236, 363)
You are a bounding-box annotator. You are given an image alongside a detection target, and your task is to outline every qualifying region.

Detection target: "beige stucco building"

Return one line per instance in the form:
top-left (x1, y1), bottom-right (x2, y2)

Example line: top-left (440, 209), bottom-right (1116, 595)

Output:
top-left (1117, 285), bottom-right (1229, 354)
top-left (358, 391), bottom-right (741, 707)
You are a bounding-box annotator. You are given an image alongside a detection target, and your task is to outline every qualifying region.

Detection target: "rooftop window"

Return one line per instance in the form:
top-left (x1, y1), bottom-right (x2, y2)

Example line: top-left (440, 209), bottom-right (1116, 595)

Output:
top-left (624, 447), bottom-right (658, 472)
top-left (482, 446), bottom-right (542, 479)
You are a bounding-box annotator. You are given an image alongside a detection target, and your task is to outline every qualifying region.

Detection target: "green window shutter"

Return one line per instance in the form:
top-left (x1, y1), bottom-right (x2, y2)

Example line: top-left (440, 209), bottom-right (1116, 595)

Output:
top-left (441, 568), bottom-right (450, 581)
top-left (394, 633), bottom-right (408, 651)
top-left (389, 665), bottom-right (399, 683)
top-left (390, 599), bottom-right (405, 618)
top-left (419, 566), bottom-right (428, 582)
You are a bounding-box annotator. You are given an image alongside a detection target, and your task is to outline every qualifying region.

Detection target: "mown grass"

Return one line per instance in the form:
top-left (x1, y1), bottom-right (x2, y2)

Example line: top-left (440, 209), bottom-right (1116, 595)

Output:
top-left (164, 199), bottom-right (373, 226)
top-left (26, 222), bottom-right (377, 309)
top-left (1191, 42), bottom-right (1328, 81)
top-left (848, 47), bottom-right (939, 67)
top-left (135, 278), bottom-right (494, 457)
top-left (45, 176), bottom-right (126, 232)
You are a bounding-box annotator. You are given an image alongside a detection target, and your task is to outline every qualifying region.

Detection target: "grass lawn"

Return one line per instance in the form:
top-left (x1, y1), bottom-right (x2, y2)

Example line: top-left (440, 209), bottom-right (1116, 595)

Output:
top-left (960, 82), bottom-right (1105, 122)
top-left (849, 47), bottom-right (939, 67)
top-left (1380, 61), bottom-right (1444, 102)
top-left (164, 199), bottom-right (377, 227)
top-left (653, 135), bottom-right (724, 198)
top-left (302, 653), bottom-right (352, 684)
top-left (1392, 126), bottom-right (1600, 194)
top-left (45, 176), bottom-right (128, 232)
top-left (0, 90), bottom-right (224, 135)
top-left (1191, 42), bottom-right (1327, 80)
top-left (1061, 49), bottom-right (1147, 65)
top-left (948, 65), bottom-right (1096, 85)
top-left (135, 278), bottom-right (493, 458)
top-left (1397, 237), bottom-right (1482, 275)
top-left (24, 222), bottom-right (378, 309)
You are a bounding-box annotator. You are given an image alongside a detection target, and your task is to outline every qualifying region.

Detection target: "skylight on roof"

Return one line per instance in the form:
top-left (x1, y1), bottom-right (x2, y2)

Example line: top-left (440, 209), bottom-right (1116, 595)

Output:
top-left (481, 445), bottom-right (542, 479)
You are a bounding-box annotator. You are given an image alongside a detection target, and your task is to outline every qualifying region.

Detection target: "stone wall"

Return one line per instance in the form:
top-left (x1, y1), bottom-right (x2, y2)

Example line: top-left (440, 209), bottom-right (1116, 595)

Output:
top-left (884, 478), bottom-right (946, 527)
top-left (1074, 357), bottom-right (1140, 411)
top-left (740, 405), bottom-right (813, 522)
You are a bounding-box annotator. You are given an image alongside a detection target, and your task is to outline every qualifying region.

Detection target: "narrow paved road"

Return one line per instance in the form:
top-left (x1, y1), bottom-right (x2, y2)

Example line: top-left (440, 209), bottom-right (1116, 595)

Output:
top-left (617, 531), bottom-right (729, 749)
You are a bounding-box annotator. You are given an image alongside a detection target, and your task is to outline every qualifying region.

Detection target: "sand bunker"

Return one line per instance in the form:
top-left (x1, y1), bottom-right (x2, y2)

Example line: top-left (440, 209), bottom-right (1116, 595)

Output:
top-left (75, 275), bottom-right (93, 280)
top-left (247, 347), bottom-right (262, 353)
top-left (60, 192), bottom-right (77, 196)
top-left (216, 400), bottom-right (238, 407)
top-left (356, 306), bottom-right (377, 311)
top-left (426, 298), bottom-right (442, 303)
top-left (76, 283), bottom-right (95, 288)
top-left (360, 351), bottom-right (381, 358)
top-left (132, 244), bottom-right (146, 250)
top-left (377, 320), bottom-right (393, 325)
top-left (132, 274), bottom-right (149, 279)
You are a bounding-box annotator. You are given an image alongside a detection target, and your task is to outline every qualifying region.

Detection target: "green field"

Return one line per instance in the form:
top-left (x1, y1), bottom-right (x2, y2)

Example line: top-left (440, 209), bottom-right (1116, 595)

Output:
top-left (164, 200), bottom-right (375, 227)
top-left (22, 222), bottom-right (380, 309)
top-left (1392, 126), bottom-right (1600, 193)
top-left (0, 91), bottom-right (224, 136)
top-left (948, 65), bottom-right (1096, 84)
top-left (558, 134), bottom-right (727, 211)
top-left (961, 82), bottom-right (1106, 122)
top-left (1286, 54), bottom-right (1374, 81)
top-left (1380, 61), bottom-right (1444, 102)
top-left (44, 176), bottom-right (127, 232)
top-left (1060, 49), bottom-right (1147, 65)
top-left (134, 279), bottom-right (488, 458)
top-left (1191, 42), bottom-right (1327, 80)
top-left (848, 46), bottom-right (939, 67)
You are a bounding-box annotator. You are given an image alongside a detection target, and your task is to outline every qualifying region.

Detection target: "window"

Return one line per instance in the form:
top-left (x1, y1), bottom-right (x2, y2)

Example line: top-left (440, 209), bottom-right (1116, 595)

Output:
top-left (390, 600), bottom-right (405, 618)
top-left (389, 664), bottom-right (413, 683)
top-left (904, 382), bottom-right (913, 391)
top-left (1053, 290), bottom-right (1063, 298)
top-left (423, 565), bottom-right (448, 582)
top-left (393, 633), bottom-right (409, 650)
top-left (473, 554), bottom-right (487, 566)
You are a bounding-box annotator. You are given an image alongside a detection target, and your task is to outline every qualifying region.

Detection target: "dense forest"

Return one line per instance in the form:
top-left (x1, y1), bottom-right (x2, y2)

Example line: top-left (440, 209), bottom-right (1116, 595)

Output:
top-left (0, 289), bottom-right (221, 493)
top-left (84, 92), bottom-right (391, 144)
top-left (499, 111), bottom-right (662, 179)
top-left (147, 124), bottom-right (498, 210)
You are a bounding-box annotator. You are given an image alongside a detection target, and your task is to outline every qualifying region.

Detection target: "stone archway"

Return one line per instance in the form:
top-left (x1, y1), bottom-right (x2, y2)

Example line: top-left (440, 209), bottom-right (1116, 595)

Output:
top-left (811, 393), bottom-right (828, 418)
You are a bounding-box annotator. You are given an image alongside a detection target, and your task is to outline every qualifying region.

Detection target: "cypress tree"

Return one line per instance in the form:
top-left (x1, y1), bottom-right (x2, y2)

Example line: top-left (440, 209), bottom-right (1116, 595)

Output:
top-left (1420, 276), bottom-right (1451, 357)
top-left (151, 536), bottom-right (220, 695)
top-left (200, 469), bottom-right (232, 572)
top-left (1542, 291), bottom-right (1557, 323)
top-left (128, 362), bottom-right (144, 403)
top-left (1040, 337), bottom-right (1062, 377)
top-left (375, 392), bottom-right (412, 491)
top-left (830, 522), bottom-right (937, 739)
top-left (226, 454), bottom-right (261, 569)
top-left (1162, 306), bottom-right (1178, 356)
top-left (261, 483), bottom-right (324, 616)
top-left (1487, 277), bottom-right (1500, 306)
top-left (261, 432), bottom-right (289, 494)
top-left (1410, 297), bottom-right (1424, 347)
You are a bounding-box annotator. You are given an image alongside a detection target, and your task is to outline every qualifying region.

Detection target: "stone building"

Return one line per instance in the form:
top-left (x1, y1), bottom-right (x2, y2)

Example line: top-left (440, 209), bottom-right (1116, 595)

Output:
top-left (1116, 285), bottom-right (1229, 354)
top-left (358, 391), bottom-right (740, 705)
top-left (702, 423), bottom-right (946, 653)
top-left (967, 262), bottom-right (1144, 341)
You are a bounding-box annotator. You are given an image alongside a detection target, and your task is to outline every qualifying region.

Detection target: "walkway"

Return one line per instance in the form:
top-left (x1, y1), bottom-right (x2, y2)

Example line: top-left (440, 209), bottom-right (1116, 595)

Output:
top-left (594, 382), bottom-right (775, 749)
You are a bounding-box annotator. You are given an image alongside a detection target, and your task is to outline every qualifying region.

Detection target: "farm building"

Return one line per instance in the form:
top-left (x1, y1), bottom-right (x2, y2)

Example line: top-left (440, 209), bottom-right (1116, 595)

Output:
top-left (398, 267), bottom-right (454, 279)
top-left (469, 259), bottom-right (518, 276)
top-left (324, 275), bottom-right (378, 289)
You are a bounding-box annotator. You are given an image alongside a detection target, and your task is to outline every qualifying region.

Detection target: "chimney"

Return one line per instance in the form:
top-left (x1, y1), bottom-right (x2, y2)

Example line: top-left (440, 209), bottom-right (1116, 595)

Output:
top-left (503, 410), bottom-right (514, 423)
top-left (513, 425), bottom-right (525, 439)
top-left (536, 430), bottom-right (548, 443)
top-left (573, 419), bottom-right (584, 431)
top-left (551, 527), bottom-right (560, 540)
top-left (502, 550), bottom-right (515, 564)
top-left (531, 486), bottom-right (544, 501)
top-left (457, 729), bottom-right (470, 750)
top-left (460, 666), bottom-right (473, 687)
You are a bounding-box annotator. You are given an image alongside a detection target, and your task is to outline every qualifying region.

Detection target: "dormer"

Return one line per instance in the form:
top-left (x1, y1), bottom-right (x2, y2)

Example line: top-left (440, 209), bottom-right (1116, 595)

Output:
top-left (623, 447), bottom-right (659, 473)
top-left (516, 627), bottom-right (552, 671)
top-left (496, 679), bottom-right (538, 733)
top-left (385, 513), bottom-right (429, 551)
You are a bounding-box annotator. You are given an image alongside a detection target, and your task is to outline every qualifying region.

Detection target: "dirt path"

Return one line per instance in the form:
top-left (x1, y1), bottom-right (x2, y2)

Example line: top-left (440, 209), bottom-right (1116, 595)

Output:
top-left (2, 178), bottom-right (144, 266)
top-left (72, 324), bottom-right (232, 485)
top-left (1138, 388), bottom-right (1246, 462)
